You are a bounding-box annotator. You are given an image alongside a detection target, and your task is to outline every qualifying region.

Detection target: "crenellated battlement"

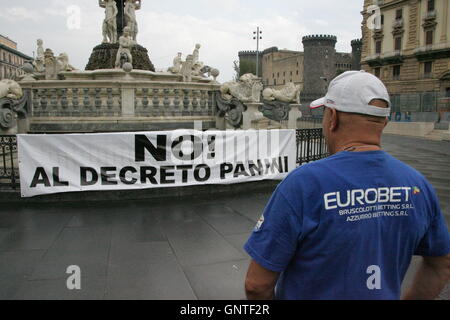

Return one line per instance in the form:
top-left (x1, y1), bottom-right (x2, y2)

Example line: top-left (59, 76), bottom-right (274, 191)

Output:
top-left (302, 34), bottom-right (337, 43)
top-left (351, 39), bottom-right (362, 46)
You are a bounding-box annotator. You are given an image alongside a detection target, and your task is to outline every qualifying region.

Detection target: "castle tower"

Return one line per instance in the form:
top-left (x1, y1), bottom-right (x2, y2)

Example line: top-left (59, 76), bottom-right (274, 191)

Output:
top-left (351, 39), bottom-right (362, 70)
top-left (238, 50), bottom-right (263, 77)
top-left (301, 35), bottom-right (337, 106)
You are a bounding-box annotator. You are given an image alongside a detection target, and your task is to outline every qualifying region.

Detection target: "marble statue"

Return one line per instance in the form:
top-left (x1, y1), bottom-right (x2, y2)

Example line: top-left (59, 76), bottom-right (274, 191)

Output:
top-left (124, 0), bottom-right (140, 42)
top-left (263, 83), bottom-right (301, 103)
top-left (33, 39), bottom-right (45, 73)
top-left (192, 44), bottom-right (204, 76)
top-left (220, 73), bottom-right (263, 103)
top-left (180, 54), bottom-right (194, 82)
top-left (44, 49), bottom-right (58, 80)
top-left (200, 66), bottom-right (220, 81)
top-left (57, 53), bottom-right (76, 72)
top-left (100, 0), bottom-right (118, 43)
top-left (115, 26), bottom-right (134, 68)
top-left (168, 52), bottom-right (183, 74)
top-left (0, 79), bottom-right (23, 100)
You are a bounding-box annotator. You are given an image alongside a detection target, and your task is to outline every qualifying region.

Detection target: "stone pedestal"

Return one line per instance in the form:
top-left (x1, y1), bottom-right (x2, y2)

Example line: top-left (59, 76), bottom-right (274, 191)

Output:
top-left (85, 43), bottom-right (155, 71)
top-left (243, 103), bottom-right (264, 130)
top-left (17, 117), bottom-right (30, 134)
top-left (121, 87), bottom-right (135, 117)
top-left (215, 115), bottom-right (226, 130)
top-left (288, 104), bottom-right (302, 129)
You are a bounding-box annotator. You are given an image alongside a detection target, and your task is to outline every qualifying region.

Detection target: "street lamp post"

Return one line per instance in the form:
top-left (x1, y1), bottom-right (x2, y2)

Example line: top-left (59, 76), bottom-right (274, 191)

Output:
top-left (253, 27), bottom-right (262, 78)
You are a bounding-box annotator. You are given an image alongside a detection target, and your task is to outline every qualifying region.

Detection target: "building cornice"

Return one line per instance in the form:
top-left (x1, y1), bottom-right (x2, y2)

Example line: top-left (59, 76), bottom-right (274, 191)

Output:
top-left (0, 43), bottom-right (33, 60)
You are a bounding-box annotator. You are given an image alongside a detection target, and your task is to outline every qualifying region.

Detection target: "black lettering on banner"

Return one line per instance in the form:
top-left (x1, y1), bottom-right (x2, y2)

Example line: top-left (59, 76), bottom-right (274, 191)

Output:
top-left (30, 167), bottom-right (51, 188)
top-left (194, 164), bottom-right (211, 182)
top-left (53, 167), bottom-right (69, 186)
top-left (265, 157), bottom-right (283, 175)
top-left (80, 167), bottom-right (98, 186)
top-left (171, 135), bottom-right (203, 161)
top-left (160, 166), bottom-right (175, 184)
top-left (234, 162), bottom-right (250, 178)
top-left (135, 134), bottom-right (167, 162)
top-left (177, 165), bottom-right (193, 183)
top-left (101, 167), bottom-right (118, 185)
top-left (248, 160), bottom-right (264, 176)
top-left (119, 166), bottom-right (138, 185)
top-left (220, 163), bottom-right (233, 179)
top-left (207, 135), bottom-right (216, 159)
top-left (284, 156), bottom-right (289, 173)
top-left (140, 166), bottom-right (157, 184)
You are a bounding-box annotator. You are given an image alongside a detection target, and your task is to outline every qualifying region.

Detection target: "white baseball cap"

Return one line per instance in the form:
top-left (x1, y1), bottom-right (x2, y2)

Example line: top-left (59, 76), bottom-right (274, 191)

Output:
top-left (310, 70), bottom-right (391, 117)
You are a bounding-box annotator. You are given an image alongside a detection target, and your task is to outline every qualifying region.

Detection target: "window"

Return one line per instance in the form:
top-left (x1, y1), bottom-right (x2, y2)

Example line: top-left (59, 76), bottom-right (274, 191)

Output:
top-left (381, 14), bottom-right (384, 25)
top-left (393, 65), bottom-right (401, 79)
top-left (424, 61), bottom-right (433, 76)
top-left (296, 70), bottom-right (299, 75)
top-left (426, 30), bottom-right (433, 45)
top-left (396, 9), bottom-right (403, 20)
top-left (374, 68), bottom-right (381, 78)
top-left (375, 40), bottom-right (382, 54)
top-left (427, 0), bottom-right (435, 12)
top-left (274, 79), bottom-right (277, 85)
top-left (446, 87), bottom-right (450, 97)
top-left (395, 37), bottom-right (402, 51)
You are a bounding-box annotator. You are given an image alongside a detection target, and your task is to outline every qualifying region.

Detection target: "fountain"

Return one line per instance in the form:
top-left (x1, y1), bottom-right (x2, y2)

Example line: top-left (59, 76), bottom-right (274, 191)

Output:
top-left (2, 0), bottom-right (303, 135)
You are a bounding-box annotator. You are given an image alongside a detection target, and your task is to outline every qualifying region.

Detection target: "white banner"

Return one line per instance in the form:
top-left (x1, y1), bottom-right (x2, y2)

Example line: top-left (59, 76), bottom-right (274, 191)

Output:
top-left (18, 130), bottom-right (297, 198)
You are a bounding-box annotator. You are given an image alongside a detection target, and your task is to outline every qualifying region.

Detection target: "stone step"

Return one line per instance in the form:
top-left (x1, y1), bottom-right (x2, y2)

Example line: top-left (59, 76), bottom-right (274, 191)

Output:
top-left (425, 130), bottom-right (448, 141)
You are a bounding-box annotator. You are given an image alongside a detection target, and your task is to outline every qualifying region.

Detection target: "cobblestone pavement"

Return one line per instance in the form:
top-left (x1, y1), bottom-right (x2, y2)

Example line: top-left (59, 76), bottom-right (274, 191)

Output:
top-left (0, 134), bottom-right (448, 300)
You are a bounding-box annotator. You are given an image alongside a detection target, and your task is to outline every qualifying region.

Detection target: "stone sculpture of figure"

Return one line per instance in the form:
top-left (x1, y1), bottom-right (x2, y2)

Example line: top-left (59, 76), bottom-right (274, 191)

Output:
top-left (0, 79), bottom-right (23, 100)
top-left (100, 0), bottom-right (118, 43)
top-left (220, 73), bottom-right (264, 103)
top-left (56, 53), bottom-right (76, 72)
top-left (180, 54), bottom-right (194, 82)
top-left (33, 39), bottom-right (45, 72)
top-left (262, 83), bottom-right (302, 103)
top-left (124, 0), bottom-right (139, 42)
top-left (115, 26), bottom-right (134, 68)
top-left (192, 44), bottom-right (204, 76)
top-left (168, 52), bottom-right (182, 74)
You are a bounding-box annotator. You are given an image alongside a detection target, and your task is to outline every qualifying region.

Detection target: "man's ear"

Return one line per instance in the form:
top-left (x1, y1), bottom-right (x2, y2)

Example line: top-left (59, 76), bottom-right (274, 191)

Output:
top-left (329, 108), bottom-right (339, 132)
top-left (384, 117), bottom-right (389, 128)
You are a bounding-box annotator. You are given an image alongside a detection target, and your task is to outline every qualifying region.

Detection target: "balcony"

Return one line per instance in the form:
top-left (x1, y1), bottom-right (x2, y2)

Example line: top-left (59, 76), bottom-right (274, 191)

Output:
top-left (414, 42), bottom-right (450, 61)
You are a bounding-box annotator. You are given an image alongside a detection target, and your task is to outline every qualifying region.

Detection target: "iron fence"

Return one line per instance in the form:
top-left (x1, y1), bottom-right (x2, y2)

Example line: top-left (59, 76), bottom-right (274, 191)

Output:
top-left (0, 135), bottom-right (19, 190)
top-left (0, 129), bottom-right (328, 190)
top-left (296, 128), bottom-right (329, 165)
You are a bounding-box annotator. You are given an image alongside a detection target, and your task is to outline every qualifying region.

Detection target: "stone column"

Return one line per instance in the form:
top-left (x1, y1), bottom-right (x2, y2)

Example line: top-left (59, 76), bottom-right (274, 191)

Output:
top-left (215, 115), bottom-right (226, 130)
top-left (243, 103), bottom-right (264, 130)
top-left (121, 87), bottom-right (135, 116)
top-left (441, 0), bottom-right (449, 42)
top-left (288, 104), bottom-right (302, 129)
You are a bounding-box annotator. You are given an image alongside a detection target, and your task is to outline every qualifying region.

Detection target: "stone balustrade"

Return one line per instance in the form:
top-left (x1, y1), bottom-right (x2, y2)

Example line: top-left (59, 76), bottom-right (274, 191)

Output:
top-left (20, 81), bottom-right (220, 118)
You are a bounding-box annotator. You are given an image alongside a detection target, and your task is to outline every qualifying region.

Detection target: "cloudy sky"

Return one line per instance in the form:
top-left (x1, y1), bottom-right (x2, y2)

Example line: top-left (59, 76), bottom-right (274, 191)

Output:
top-left (0, 0), bottom-right (364, 81)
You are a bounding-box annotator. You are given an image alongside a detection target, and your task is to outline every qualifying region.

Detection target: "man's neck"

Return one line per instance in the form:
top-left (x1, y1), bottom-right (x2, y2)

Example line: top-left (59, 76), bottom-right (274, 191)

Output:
top-left (334, 141), bottom-right (382, 154)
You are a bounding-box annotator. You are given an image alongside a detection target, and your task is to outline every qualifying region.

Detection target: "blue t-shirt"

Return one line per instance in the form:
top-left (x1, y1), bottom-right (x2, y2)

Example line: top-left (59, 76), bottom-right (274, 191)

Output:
top-left (244, 150), bottom-right (450, 300)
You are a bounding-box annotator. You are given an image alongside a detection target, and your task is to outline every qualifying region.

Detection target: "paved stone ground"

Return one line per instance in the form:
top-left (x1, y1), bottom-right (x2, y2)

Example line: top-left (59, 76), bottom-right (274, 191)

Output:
top-left (0, 134), bottom-right (448, 300)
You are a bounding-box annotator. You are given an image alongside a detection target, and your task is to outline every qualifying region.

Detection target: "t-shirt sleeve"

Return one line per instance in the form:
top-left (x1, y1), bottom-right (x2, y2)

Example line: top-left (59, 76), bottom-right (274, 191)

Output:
top-left (415, 189), bottom-right (450, 257)
top-left (244, 185), bottom-right (302, 273)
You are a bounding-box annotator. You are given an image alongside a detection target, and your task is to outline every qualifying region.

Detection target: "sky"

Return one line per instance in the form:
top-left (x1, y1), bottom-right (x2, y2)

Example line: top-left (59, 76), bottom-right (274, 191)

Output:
top-left (0, 0), bottom-right (364, 81)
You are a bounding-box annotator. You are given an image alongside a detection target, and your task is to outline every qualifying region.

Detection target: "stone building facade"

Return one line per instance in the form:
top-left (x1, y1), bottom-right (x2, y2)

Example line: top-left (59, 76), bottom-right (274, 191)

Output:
top-left (238, 35), bottom-right (362, 106)
top-left (0, 34), bottom-right (33, 80)
top-left (361, 0), bottom-right (450, 109)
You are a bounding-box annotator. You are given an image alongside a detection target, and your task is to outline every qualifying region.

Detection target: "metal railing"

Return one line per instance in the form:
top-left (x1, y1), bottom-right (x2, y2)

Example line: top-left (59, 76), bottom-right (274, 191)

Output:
top-left (296, 128), bottom-right (329, 165)
top-left (0, 135), bottom-right (19, 190)
top-left (0, 129), bottom-right (329, 190)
